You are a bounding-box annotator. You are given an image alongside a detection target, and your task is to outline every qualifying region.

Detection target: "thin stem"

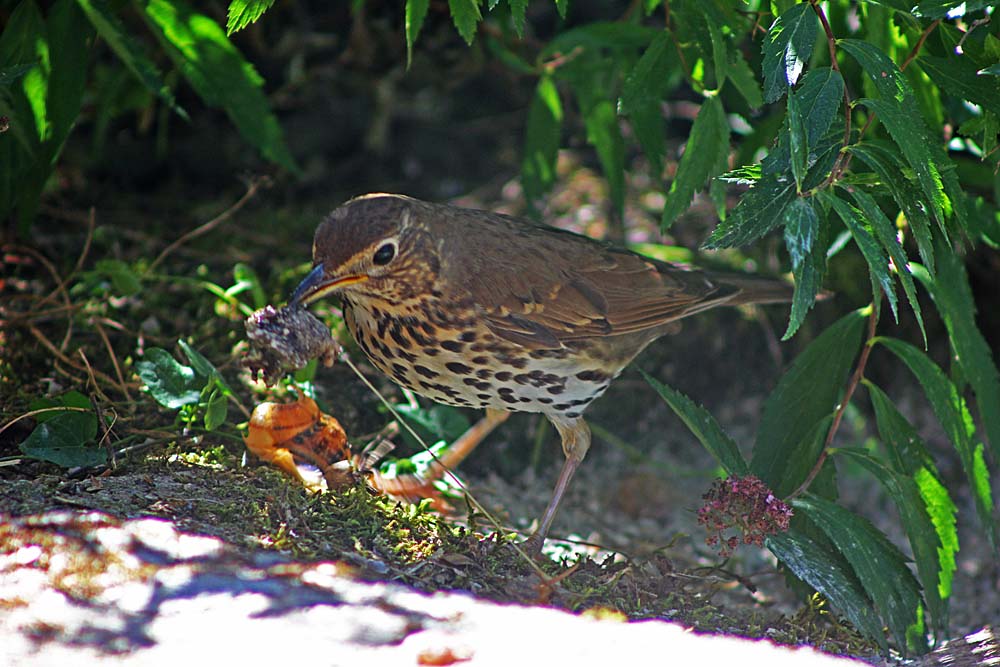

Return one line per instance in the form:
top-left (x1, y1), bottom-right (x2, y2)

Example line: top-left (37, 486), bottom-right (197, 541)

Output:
top-left (786, 306), bottom-right (879, 500)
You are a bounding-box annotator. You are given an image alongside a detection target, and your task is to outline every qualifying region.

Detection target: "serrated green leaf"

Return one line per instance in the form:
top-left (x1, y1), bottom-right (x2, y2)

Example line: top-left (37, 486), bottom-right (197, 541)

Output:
top-left (225, 0), bottom-right (275, 35)
top-left (913, 240), bottom-right (1000, 462)
top-left (785, 235), bottom-right (826, 340)
top-left (705, 10), bottom-right (726, 90)
top-left (847, 142), bottom-right (935, 274)
top-left (864, 381), bottom-right (957, 638)
top-left (794, 493), bottom-right (925, 653)
top-left (521, 76), bottom-right (562, 208)
top-left (761, 3), bottom-right (817, 103)
top-left (204, 390), bottom-right (228, 431)
top-left (448, 0), bottom-right (481, 45)
top-left (788, 87), bottom-right (808, 188)
top-left (77, 0), bottom-right (185, 119)
top-left (726, 50), bottom-right (763, 109)
top-left (508, 0), bottom-right (527, 36)
top-left (874, 337), bottom-right (997, 549)
top-left (752, 309), bottom-right (867, 494)
top-left (137, 347), bottom-right (204, 409)
top-left (704, 174), bottom-right (795, 248)
top-left (920, 54), bottom-right (1000, 120)
top-left (142, 0), bottom-right (298, 171)
top-left (799, 69), bottom-right (844, 144)
top-left (19, 411), bottom-right (105, 468)
top-left (405, 0), bottom-right (430, 65)
top-left (661, 96), bottom-right (728, 230)
top-left (766, 531), bottom-right (887, 651)
top-left (620, 31), bottom-right (673, 178)
top-left (848, 187), bottom-right (923, 338)
top-left (839, 40), bottom-right (950, 230)
top-left (823, 191), bottom-right (898, 319)
top-left (912, 0), bottom-right (993, 18)
top-left (783, 197), bottom-right (818, 268)
top-left (641, 371), bottom-right (749, 475)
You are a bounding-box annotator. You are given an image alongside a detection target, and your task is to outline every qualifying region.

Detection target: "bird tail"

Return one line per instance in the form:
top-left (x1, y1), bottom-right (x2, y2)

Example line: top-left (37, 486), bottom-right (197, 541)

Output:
top-left (708, 270), bottom-right (799, 306)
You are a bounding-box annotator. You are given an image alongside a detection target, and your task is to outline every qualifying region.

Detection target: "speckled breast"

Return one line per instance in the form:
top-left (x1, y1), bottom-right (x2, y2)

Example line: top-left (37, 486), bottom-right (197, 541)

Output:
top-left (343, 299), bottom-right (618, 420)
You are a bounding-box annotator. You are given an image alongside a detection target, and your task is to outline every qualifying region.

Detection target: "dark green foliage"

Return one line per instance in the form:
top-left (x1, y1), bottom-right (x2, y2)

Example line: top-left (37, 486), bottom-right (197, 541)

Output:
top-left (0, 0), bottom-right (295, 232)
top-left (9, 0), bottom-right (1000, 656)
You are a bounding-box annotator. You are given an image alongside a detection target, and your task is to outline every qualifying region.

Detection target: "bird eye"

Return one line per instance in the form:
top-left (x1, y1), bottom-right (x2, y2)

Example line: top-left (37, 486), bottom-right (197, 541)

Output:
top-left (372, 242), bottom-right (396, 266)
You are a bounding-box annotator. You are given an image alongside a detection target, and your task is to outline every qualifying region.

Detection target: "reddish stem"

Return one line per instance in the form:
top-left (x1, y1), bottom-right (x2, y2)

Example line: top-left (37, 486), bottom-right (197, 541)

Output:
top-left (786, 306), bottom-right (879, 500)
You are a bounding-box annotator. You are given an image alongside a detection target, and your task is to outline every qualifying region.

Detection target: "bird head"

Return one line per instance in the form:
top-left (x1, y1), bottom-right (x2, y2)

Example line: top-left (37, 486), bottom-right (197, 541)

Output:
top-left (290, 193), bottom-right (439, 307)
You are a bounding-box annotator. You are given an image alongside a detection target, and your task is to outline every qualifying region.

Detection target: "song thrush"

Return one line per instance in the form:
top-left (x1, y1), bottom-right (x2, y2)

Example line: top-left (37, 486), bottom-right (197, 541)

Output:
top-left (290, 193), bottom-right (794, 552)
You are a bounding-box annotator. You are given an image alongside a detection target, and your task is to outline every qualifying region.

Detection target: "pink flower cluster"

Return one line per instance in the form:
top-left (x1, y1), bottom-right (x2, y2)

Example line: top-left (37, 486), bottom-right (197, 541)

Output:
top-left (697, 474), bottom-right (793, 558)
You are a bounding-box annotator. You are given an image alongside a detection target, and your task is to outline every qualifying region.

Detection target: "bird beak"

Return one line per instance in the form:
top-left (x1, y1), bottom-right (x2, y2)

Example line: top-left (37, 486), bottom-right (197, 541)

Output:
top-left (290, 263), bottom-right (368, 306)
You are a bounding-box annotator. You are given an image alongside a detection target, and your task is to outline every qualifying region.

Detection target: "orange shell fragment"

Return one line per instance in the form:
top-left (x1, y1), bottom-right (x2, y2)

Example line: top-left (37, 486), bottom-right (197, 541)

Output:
top-left (244, 396), bottom-right (354, 490)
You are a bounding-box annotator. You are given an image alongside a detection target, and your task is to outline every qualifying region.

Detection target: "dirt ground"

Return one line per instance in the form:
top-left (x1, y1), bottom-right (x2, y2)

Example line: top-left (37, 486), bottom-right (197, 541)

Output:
top-left (2, 3), bottom-right (998, 662)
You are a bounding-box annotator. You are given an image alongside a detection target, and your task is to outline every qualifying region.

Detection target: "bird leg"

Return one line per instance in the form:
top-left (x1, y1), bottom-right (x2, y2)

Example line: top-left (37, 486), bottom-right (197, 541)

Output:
top-left (422, 408), bottom-right (510, 477)
top-left (523, 416), bottom-right (592, 554)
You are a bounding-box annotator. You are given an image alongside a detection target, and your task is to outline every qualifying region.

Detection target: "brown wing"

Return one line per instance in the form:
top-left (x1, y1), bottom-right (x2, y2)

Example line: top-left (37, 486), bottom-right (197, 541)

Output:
top-left (435, 206), bottom-right (731, 350)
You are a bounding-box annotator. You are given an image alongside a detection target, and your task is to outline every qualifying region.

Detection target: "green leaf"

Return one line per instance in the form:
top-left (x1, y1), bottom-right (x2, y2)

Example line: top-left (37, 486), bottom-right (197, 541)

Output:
top-left (393, 402), bottom-right (471, 449)
top-left (0, 62), bottom-right (37, 87)
top-left (783, 197), bottom-right (818, 269)
top-left (581, 97), bottom-right (625, 221)
top-left (794, 494), bottom-right (925, 653)
top-left (142, 0), bottom-right (298, 171)
top-left (839, 40), bottom-right (950, 230)
top-left (920, 55), bottom-right (1000, 118)
top-left (553, 0), bottom-right (568, 19)
top-left (785, 232), bottom-right (827, 340)
top-left (76, 0), bottom-right (185, 119)
top-left (823, 191), bottom-right (898, 319)
top-left (204, 390), bottom-right (228, 431)
top-left (703, 174), bottom-right (795, 248)
top-left (95, 258), bottom-right (142, 297)
top-left (787, 86), bottom-right (808, 188)
top-left (448, 0), bottom-right (481, 45)
top-left (521, 76), bottom-right (562, 208)
top-left (508, 0), bottom-right (528, 36)
top-left (874, 337), bottom-right (997, 549)
top-left (766, 531), bottom-right (887, 651)
top-left (865, 381), bottom-right (958, 638)
top-left (752, 309), bottom-right (867, 495)
top-left (761, 3), bottom-right (817, 103)
top-left (29, 391), bottom-right (92, 423)
top-left (620, 31), bottom-right (674, 178)
top-left (661, 96), bottom-right (728, 230)
top-left (848, 188), bottom-right (923, 339)
top-left (913, 239), bottom-right (1000, 462)
top-left (225, 0), bottom-right (275, 35)
top-left (405, 0), bottom-right (430, 65)
top-left (45, 0), bottom-right (90, 156)
top-left (641, 371), bottom-right (749, 476)
top-left (794, 68), bottom-right (844, 147)
top-left (726, 50), bottom-right (763, 109)
top-left (912, 0), bottom-right (993, 18)
top-left (137, 347), bottom-right (204, 409)
top-left (20, 411), bottom-right (106, 468)
top-left (847, 142), bottom-right (935, 274)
